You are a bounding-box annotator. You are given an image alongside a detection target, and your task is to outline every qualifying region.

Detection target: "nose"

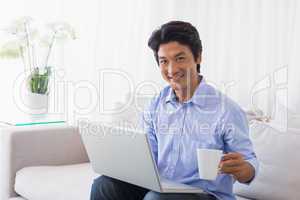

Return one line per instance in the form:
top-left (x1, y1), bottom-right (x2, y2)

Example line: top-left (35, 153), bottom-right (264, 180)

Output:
top-left (167, 62), bottom-right (179, 76)
top-left (167, 64), bottom-right (172, 75)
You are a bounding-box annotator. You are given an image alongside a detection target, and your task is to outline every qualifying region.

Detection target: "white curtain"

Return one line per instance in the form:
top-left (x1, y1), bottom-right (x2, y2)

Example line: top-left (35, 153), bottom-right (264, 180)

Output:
top-left (288, 0), bottom-right (300, 128)
top-left (94, 0), bottom-right (299, 128)
top-left (0, 0), bottom-right (299, 127)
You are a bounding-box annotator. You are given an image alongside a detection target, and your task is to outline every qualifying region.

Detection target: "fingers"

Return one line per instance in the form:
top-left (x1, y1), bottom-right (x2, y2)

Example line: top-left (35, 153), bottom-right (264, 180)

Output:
top-left (219, 152), bottom-right (245, 175)
top-left (219, 160), bottom-right (244, 173)
top-left (222, 152), bottom-right (242, 161)
top-left (219, 166), bottom-right (241, 174)
top-left (220, 159), bottom-right (244, 168)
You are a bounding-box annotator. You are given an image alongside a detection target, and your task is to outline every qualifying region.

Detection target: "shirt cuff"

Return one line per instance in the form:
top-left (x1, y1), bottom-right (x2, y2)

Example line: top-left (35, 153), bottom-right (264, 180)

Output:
top-left (244, 158), bottom-right (259, 185)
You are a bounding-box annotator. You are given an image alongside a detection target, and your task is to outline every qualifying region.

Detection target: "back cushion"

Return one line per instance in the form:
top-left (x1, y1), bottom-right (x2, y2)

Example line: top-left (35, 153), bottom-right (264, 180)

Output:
top-left (234, 121), bottom-right (300, 200)
top-left (110, 94), bottom-right (153, 125)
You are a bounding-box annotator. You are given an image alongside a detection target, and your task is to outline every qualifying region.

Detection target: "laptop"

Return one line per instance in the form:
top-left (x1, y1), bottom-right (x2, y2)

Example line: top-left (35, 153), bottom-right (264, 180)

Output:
top-left (80, 123), bottom-right (204, 193)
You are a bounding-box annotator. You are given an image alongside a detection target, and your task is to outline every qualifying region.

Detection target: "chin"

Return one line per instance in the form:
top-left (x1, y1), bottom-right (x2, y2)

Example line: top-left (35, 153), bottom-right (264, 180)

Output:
top-left (170, 82), bottom-right (184, 91)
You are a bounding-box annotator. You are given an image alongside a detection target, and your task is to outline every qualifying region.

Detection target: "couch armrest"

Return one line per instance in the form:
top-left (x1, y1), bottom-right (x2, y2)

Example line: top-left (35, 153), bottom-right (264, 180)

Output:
top-left (0, 124), bottom-right (89, 199)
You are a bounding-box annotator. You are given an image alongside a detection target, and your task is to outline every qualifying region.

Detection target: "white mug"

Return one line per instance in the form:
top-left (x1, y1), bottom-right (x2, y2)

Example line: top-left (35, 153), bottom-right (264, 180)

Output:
top-left (197, 148), bottom-right (223, 180)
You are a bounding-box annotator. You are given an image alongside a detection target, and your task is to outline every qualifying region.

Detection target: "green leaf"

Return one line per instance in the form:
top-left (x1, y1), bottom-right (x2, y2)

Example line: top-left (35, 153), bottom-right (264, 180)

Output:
top-left (28, 68), bottom-right (50, 94)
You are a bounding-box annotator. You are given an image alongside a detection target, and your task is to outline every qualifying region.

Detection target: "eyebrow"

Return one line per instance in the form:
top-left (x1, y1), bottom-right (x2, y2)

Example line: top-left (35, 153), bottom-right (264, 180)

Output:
top-left (174, 52), bottom-right (186, 57)
top-left (158, 52), bottom-right (186, 60)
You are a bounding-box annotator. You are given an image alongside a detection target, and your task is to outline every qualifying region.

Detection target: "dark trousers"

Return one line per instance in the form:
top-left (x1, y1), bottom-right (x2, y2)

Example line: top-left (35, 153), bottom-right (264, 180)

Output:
top-left (90, 175), bottom-right (217, 200)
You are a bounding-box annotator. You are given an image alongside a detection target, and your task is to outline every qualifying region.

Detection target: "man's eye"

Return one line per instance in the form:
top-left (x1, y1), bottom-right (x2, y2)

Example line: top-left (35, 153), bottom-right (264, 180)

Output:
top-left (159, 60), bottom-right (167, 64)
top-left (176, 57), bottom-right (185, 62)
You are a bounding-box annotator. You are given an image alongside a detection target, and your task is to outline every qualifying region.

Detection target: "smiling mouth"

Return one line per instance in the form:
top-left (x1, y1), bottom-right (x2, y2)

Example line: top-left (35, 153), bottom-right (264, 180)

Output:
top-left (168, 73), bottom-right (184, 81)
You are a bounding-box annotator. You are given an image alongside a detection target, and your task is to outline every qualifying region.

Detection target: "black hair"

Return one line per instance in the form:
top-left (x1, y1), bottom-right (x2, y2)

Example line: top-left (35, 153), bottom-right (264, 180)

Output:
top-left (148, 21), bottom-right (202, 73)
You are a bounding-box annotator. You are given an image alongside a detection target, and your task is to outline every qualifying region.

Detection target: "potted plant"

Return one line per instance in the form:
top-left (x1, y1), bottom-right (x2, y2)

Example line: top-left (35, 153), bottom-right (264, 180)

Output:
top-left (0, 16), bottom-right (76, 114)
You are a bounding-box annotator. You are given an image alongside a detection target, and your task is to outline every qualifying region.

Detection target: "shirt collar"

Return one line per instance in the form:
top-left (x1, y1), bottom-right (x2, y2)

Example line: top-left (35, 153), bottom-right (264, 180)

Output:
top-left (165, 87), bottom-right (177, 103)
top-left (165, 75), bottom-right (208, 107)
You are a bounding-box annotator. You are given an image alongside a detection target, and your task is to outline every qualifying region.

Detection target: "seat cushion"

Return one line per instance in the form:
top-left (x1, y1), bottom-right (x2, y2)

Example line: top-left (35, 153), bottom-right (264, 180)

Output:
top-left (234, 121), bottom-right (300, 200)
top-left (236, 196), bottom-right (252, 200)
top-left (15, 163), bottom-right (98, 200)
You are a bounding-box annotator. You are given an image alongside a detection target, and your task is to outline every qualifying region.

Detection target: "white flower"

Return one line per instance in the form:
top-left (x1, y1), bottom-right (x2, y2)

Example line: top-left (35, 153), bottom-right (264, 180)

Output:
top-left (38, 33), bottom-right (53, 47)
top-left (46, 21), bottom-right (77, 40)
top-left (13, 16), bottom-right (33, 25)
top-left (4, 16), bottom-right (32, 35)
top-left (3, 16), bottom-right (38, 42)
top-left (0, 40), bottom-right (21, 59)
top-left (0, 17), bottom-right (76, 72)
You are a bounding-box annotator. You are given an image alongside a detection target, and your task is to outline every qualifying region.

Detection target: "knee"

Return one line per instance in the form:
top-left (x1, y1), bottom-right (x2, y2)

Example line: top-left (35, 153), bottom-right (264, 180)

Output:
top-left (92, 175), bottom-right (116, 190)
top-left (93, 175), bottom-right (112, 185)
top-left (91, 175), bottom-right (116, 198)
top-left (143, 191), bottom-right (165, 200)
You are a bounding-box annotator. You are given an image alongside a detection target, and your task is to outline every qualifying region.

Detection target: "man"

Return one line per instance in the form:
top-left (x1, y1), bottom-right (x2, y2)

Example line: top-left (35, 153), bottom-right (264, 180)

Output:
top-left (90, 21), bottom-right (258, 200)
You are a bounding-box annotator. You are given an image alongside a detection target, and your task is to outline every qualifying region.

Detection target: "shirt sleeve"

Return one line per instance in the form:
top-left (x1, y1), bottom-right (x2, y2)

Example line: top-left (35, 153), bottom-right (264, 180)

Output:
top-left (139, 98), bottom-right (158, 164)
top-left (219, 104), bottom-right (259, 184)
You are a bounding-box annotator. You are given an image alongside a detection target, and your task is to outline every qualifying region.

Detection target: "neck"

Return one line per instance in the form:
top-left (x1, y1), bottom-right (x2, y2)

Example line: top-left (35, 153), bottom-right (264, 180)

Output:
top-left (175, 75), bottom-right (202, 103)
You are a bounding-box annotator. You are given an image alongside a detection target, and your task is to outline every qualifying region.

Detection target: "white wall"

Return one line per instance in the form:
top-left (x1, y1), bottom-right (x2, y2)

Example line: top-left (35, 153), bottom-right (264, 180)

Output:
top-left (0, 0), bottom-right (299, 127)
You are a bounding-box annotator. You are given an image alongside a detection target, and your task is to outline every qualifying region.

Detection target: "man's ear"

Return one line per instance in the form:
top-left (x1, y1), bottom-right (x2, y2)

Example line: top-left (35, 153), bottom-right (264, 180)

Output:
top-left (196, 53), bottom-right (202, 64)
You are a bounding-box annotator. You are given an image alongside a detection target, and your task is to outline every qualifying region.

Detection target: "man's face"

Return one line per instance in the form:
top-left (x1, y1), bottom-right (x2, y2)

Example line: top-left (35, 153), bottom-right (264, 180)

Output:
top-left (157, 41), bottom-right (201, 91)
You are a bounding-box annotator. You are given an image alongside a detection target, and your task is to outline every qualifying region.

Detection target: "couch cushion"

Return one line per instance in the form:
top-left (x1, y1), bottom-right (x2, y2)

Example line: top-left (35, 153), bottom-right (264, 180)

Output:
top-left (15, 163), bottom-right (98, 200)
top-left (236, 196), bottom-right (252, 200)
top-left (14, 162), bottom-right (253, 200)
top-left (234, 121), bottom-right (300, 200)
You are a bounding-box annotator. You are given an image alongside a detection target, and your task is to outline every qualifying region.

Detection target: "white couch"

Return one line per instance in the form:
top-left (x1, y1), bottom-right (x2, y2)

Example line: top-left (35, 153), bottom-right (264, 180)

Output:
top-left (0, 125), bottom-right (91, 200)
top-left (1, 120), bottom-right (300, 200)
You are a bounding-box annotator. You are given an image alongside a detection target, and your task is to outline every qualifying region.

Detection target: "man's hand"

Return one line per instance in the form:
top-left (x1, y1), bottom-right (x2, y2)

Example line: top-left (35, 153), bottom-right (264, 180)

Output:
top-left (218, 152), bottom-right (255, 183)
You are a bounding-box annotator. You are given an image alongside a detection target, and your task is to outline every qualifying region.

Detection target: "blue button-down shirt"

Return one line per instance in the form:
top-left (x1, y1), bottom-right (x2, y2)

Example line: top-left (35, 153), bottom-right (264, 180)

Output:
top-left (140, 78), bottom-right (258, 200)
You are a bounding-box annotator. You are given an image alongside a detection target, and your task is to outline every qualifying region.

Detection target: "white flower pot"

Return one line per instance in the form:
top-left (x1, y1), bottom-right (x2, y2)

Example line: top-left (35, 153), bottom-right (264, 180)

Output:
top-left (25, 92), bottom-right (49, 114)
